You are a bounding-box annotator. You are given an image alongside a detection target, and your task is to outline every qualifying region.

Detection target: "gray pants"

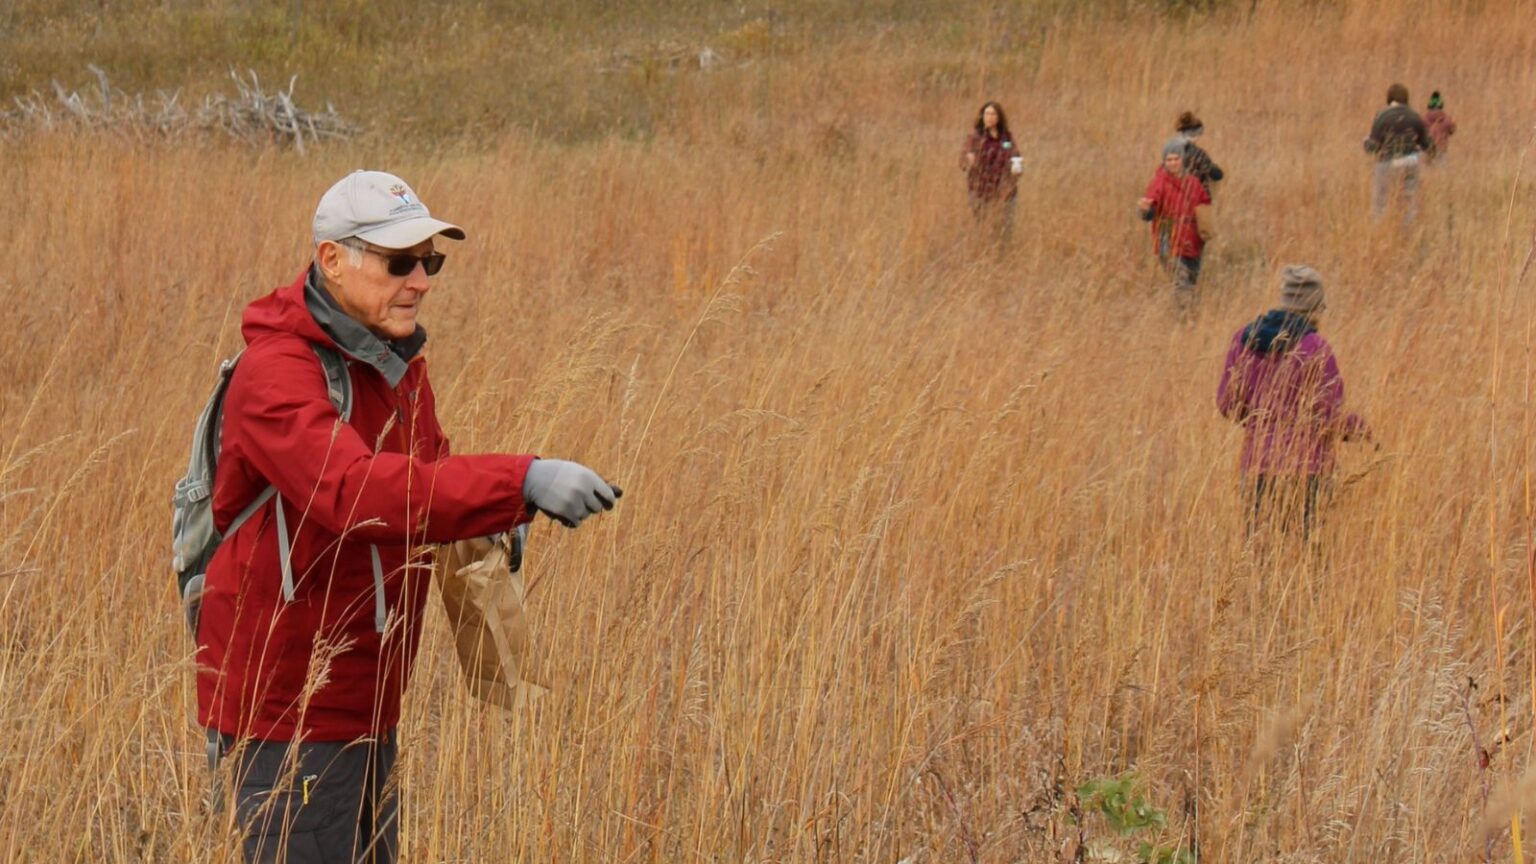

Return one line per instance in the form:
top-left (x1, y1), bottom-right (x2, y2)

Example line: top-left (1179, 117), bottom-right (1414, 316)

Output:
top-left (1170, 255), bottom-right (1201, 318)
top-left (1372, 159), bottom-right (1421, 224)
top-left (217, 732), bottom-right (399, 864)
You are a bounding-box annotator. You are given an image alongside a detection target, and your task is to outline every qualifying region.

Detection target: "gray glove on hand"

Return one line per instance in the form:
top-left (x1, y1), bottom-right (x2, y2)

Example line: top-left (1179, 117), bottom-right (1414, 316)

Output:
top-left (522, 459), bottom-right (623, 528)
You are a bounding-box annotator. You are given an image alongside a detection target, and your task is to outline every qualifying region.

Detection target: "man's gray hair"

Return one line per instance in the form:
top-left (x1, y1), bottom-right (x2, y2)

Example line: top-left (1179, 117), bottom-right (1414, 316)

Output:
top-left (323, 236), bottom-right (366, 268)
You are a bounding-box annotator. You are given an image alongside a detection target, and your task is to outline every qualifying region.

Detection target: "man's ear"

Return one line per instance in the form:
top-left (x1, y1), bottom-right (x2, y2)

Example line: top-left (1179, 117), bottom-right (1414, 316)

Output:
top-left (316, 240), bottom-right (347, 283)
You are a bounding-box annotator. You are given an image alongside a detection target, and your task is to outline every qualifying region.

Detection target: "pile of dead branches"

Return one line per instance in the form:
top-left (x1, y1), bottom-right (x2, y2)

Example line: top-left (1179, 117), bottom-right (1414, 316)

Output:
top-left (1, 66), bottom-right (354, 151)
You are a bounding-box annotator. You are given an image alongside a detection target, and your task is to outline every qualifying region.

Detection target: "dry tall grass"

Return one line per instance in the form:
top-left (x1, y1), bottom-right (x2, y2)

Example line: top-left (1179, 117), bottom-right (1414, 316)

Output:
top-left (4, 2), bottom-right (1536, 861)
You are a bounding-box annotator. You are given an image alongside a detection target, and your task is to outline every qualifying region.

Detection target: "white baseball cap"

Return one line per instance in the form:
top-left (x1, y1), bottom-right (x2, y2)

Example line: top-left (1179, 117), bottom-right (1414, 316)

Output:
top-left (312, 170), bottom-right (466, 248)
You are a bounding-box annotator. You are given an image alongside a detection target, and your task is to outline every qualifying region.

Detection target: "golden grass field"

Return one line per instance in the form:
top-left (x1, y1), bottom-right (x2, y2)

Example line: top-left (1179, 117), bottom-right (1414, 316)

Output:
top-left (5, 0), bottom-right (1536, 860)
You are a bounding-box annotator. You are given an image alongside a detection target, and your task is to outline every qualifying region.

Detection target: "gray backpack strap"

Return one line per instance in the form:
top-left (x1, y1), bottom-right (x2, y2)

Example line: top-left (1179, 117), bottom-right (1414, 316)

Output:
top-left (276, 495), bottom-right (296, 602)
top-left (311, 344), bottom-right (353, 422)
top-left (226, 485), bottom-right (276, 539)
top-left (205, 728), bottom-right (223, 774)
top-left (271, 346), bottom-right (347, 604)
top-left (369, 544), bottom-right (386, 633)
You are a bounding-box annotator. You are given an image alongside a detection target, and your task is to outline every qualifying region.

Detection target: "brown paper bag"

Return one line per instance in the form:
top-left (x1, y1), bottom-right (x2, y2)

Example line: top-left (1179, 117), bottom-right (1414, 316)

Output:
top-left (1194, 204), bottom-right (1216, 242)
top-left (436, 531), bottom-right (548, 710)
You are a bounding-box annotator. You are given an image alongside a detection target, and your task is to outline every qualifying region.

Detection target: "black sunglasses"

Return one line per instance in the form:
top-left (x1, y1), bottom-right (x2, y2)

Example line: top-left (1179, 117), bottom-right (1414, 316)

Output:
top-left (360, 244), bottom-right (447, 277)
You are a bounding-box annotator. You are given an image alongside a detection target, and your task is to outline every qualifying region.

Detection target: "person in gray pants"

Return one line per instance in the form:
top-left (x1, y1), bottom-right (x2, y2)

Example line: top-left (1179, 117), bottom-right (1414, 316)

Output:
top-left (1363, 82), bottom-right (1432, 224)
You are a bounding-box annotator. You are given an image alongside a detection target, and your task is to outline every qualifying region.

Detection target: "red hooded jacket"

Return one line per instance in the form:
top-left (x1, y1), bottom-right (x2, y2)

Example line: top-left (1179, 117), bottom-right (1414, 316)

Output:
top-left (196, 270), bottom-right (535, 741)
top-left (1425, 108), bottom-right (1456, 155)
top-left (1143, 166), bottom-right (1211, 260)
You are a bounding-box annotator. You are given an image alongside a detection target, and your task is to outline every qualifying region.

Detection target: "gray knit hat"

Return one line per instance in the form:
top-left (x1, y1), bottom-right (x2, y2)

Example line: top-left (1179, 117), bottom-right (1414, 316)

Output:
top-left (1161, 137), bottom-right (1186, 160)
top-left (1278, 265), bottom-right (1326, 315)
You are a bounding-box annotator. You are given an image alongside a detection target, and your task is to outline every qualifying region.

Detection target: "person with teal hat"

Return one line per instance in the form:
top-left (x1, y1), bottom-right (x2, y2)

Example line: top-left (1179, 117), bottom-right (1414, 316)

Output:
top-left (1425, 90), bottom-right (1457, 162)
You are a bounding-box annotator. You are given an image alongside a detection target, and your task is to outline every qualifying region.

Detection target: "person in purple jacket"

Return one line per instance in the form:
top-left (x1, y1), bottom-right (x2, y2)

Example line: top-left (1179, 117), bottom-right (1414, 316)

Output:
top-left (1217, 265), bottom-right (1369, 537)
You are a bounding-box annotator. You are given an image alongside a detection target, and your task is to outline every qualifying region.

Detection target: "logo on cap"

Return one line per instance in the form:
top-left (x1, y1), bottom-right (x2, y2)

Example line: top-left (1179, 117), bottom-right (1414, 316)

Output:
top-left (390, 184), bottom-right (415, 206)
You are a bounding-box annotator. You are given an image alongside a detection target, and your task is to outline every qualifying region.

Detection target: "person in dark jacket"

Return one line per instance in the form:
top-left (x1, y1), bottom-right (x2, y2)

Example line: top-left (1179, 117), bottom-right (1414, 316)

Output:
top-left (1138, 140), bottom-right (1212, 314)
top-left (1175, 111), bottom-right (1224, 194)
top-left (1363, 83), bottom-right (1432, 223)
top-left (960, 101), bottom-right (1020, 249)
top-left (198, 170), bottom-right (624, 863)
top-left (1424, 90), bottom-right (1457, 162)
top-left (1216, 265), bottom-right (1369, 538)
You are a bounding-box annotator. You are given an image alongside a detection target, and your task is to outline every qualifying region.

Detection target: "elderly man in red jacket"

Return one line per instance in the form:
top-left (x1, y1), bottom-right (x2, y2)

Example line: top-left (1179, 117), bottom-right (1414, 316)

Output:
top-left (196, 170), bottom-right (621, 863)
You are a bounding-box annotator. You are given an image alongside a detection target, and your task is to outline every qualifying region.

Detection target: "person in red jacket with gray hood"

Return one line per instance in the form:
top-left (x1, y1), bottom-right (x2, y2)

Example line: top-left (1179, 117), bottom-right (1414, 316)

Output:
top-left (196, 169), bottom-right (622, 863)
top-left (1138, 139), bottom-right (1212, 314)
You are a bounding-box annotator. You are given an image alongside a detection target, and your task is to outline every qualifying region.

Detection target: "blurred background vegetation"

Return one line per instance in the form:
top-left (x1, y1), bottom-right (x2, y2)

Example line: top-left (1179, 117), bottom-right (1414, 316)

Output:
top-left (3, 0), bottom-right (1323, 145)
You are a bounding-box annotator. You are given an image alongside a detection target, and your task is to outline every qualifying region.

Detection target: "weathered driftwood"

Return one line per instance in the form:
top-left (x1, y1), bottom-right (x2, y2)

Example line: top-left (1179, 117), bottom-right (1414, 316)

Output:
top-left (1, 67), bottom-right (354, 149)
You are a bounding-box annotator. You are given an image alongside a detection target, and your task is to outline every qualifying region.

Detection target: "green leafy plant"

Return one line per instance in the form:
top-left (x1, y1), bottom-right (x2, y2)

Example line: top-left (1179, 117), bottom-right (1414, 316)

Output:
top-left (1076, 774), bottom-right (1195, 864)
top-left (1137, 840), bottom-right (1196, 864)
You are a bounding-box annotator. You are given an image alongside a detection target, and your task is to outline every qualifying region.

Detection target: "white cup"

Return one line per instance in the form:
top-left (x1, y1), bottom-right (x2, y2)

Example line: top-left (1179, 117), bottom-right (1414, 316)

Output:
top-left (1010, 156), bottom-right (1023, 175)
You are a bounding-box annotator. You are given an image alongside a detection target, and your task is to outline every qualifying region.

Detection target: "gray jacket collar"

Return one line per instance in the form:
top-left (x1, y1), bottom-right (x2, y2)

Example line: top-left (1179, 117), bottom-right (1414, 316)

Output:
top-left (304, 264), bottom-right (426, 388)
